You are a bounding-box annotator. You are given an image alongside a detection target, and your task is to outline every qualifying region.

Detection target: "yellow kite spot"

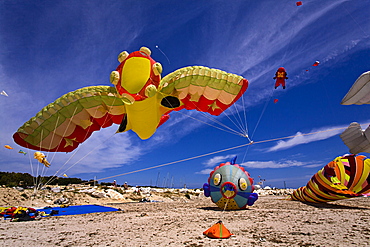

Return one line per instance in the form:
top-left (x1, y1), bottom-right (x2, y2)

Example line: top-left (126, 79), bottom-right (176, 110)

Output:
top-left (190, 92), bottom-right (201, 102)
top-left (79, 119), bottom-right (93, 129)
top-left (97, 103), bottom-right (111, 114)
top-left (209, 102), bottom-right (220, 111)
top-left (64, 138), bottom-right (76, 148)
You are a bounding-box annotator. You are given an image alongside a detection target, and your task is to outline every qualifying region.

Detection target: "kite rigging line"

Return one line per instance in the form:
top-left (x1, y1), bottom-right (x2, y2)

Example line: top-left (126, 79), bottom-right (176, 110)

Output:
top-left (92, 125), bottom-right (349, 183)
top-left (160, 76), bottom-right (251, 140)
top-left (31, 96), bottom-right (121, 191)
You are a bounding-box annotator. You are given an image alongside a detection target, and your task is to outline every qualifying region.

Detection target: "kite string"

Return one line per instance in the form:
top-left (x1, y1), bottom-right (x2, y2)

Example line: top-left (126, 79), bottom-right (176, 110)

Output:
top-left (155, 45), bottom-right (170, 65)
top-left (43, 107), bottom-right (80, 186)
top-left (160, 78), bottom-right (250, 138)
top-left (60, 130), bottom-right (117, 175)
top-left (34, 129), bottom-right (45, 191)
top-left (45, 96), bottom-right (121, 186)
top-left (173, 110), bottom-right (246, 137)
top-left (160, 93), bottom-right (248, 137)
top-left (27, 150), bottom-right (36, 188)
top-left (250, 88), bottom-right (274, 140)
top-left (241, 88), bottom-right (274, 163)
top-left (342, 4), bottom-right (369, 38)
top-left (92, 125), bottom-right (349, 183)
top-left (46, 115), bottom-right (61, 164)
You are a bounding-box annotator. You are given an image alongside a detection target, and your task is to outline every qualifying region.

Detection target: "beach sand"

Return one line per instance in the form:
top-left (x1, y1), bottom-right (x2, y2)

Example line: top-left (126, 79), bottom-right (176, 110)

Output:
top-left (0, 187), bottom-right (369, 247)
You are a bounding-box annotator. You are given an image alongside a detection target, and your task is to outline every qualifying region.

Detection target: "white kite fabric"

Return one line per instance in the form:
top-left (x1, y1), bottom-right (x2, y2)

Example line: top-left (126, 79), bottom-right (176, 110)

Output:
top-left (1, 90), bottom-right (8, 97)
top-left (341, 71), bottom-right (370, 105)
top-left (340, 122), bottom-right (370, 154)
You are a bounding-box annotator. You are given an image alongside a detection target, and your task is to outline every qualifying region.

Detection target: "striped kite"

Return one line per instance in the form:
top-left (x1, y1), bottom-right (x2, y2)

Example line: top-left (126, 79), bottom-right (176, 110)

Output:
top-left (290, 154), bottom-right (370, 203)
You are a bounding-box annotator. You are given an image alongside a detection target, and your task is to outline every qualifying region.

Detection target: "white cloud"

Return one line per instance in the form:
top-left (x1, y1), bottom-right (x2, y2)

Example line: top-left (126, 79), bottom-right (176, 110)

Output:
top-left (266, 126), bottom-right (345, 152)
top-left (18, 127), bottom-right (144, 178)
top-left (202, 154), bottom-right (237, 168)
top-left (195, 154), bottom-right (238, 175)
top-left (196, 169), bottom-right (214, 175)
top-left (241, 160), bottom-right (308, 169)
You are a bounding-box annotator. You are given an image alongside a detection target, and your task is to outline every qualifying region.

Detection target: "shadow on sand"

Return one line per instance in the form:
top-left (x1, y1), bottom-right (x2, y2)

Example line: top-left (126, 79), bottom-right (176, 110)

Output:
top-left (301, 201), bottom-right (369, 210)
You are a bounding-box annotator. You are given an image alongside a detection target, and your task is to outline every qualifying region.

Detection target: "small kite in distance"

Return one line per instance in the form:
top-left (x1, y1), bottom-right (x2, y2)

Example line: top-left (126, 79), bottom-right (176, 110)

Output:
top-left (1, 90), bottom-right (8, 97)
top-left (4, 145), bottom-right (13, 149)
top-left (274, 99), bottom-right (279, 104)
top-left (273, 67), bottom-right (288, 89)
top-left (34, 151), bottom-right (51, 167)
top-left (296, 1), bottom-right (302, 6)
top-left (312, 61), bottom-right (320, 66)
top-left (18, 150), bottom-right (27, 155)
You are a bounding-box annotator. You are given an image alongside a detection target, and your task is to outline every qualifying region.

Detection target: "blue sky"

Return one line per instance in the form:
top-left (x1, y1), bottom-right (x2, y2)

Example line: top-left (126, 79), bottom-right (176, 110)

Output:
top-left (1, 0), bottom-right (370, 189)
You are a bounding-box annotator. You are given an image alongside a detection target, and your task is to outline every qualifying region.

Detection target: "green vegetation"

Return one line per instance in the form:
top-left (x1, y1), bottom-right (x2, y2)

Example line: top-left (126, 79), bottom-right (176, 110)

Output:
top-left (0, 172), bottom-right (88, 187)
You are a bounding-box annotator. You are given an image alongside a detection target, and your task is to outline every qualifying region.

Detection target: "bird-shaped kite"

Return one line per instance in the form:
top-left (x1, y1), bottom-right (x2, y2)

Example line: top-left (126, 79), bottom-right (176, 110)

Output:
top-left (13, 47), bottom-right (249, 152)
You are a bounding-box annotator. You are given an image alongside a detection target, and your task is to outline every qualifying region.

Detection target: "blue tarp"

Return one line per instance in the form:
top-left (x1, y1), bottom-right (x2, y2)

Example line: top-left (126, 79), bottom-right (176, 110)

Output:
top-left (37, 205), bottom-right (120, 216)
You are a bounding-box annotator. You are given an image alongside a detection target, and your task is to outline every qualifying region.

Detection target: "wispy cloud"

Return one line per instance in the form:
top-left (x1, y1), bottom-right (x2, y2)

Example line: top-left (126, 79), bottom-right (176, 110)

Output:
top-left (197, 157), bottom-right (323, 175)
top-left (241, 160), bottom-right (308, 169)
top-left (266, 126), bottom-right (345, 152)
top-left (61, 128), bottom-right (142, 175)
top-left (200, 0), bottom-right (369, 105)
top-left (196, 154), bottom-right (237, 175)
top-left (203, 154), bottom-right (236, 168)
top-left (1, 1), bottom-right (370, 188)
top-left (196, 169), bottom-right (214, 175)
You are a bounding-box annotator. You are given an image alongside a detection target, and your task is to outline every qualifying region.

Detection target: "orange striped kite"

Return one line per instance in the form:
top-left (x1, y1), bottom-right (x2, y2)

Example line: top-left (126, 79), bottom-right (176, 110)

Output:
top-left (290, 154), bottom-right (370, 203)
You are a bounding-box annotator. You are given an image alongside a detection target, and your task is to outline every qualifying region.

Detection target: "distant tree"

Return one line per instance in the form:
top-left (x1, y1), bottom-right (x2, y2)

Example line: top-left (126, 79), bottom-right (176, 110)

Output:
top-left (0, 172), bottom-right (87, 187)
top-left (0, 172), bottom-right (33, 187)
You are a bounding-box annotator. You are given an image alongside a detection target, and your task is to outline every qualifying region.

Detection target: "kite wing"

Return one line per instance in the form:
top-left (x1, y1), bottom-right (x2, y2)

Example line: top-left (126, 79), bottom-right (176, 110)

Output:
top-left (159, 66), bottom-right (248, 116)
top-left (290, 154), bottom-right (370, 203)
top-left (13, 86), bottom-right (126, 152)
top-left (340, 122), bottom-right (370, 154)
top-left (341, 71), bottom-right (370, 105)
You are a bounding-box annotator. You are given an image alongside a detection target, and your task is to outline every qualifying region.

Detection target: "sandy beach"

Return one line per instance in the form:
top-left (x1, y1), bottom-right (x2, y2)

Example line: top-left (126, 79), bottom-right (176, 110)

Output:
top-left (0, 187), bottom-right (369, 247)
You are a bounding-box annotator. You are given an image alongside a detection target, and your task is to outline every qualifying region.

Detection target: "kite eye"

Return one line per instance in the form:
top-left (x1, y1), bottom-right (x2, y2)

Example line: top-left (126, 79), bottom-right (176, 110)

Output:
top-left (118, 51), bottom-right (129, 63)
top-left (213, 173), bottom-right (222, 186)
top-left (110, 71), bottom-right (120, 85)
top-left (238, 178), bottom-right (248, 191)
top-left (153, 62), bottom-right (162, 76)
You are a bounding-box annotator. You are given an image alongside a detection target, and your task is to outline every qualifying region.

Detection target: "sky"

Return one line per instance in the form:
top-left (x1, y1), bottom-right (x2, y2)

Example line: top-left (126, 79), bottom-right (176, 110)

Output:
top-left (1, 0), bottom-right (370, 189)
